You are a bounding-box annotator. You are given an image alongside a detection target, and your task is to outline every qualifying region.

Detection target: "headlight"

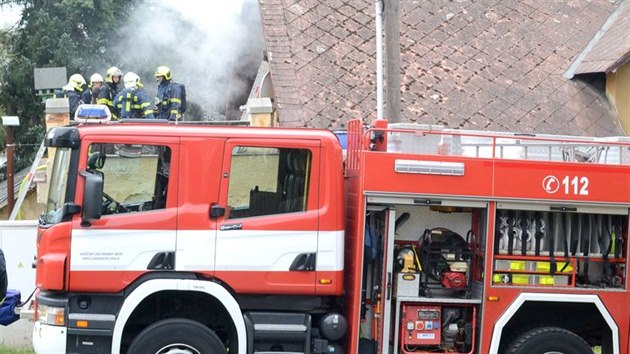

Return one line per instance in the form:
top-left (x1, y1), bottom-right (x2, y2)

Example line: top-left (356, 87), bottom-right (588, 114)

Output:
top-left (37, 304), bottom-right (65, 326)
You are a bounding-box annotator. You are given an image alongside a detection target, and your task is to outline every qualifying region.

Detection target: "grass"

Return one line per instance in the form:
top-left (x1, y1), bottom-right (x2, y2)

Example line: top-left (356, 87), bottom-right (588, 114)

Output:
top-left (0, 347), bottom-right (35, 354)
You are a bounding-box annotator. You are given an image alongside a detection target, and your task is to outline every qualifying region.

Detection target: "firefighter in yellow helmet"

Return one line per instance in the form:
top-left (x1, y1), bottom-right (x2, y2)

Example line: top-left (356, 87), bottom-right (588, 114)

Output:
top-left (96, 66), bottom-right (123, 120)
top-left (154, 66), bottom-right (186, 120)
top-left (61, 73), bottom-right (86, 119)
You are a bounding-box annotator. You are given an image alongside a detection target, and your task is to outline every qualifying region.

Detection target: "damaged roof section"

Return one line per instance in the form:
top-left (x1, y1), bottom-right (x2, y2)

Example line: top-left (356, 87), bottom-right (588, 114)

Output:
top-left (565, 0), bottom-right (630, 78)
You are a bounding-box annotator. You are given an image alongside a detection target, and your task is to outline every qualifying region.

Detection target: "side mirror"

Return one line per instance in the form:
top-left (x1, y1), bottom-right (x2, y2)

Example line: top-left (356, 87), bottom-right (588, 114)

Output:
top-left (62, 203), bottom-right (81, 219)
top-left (81, 171), bottom-right (103, 221)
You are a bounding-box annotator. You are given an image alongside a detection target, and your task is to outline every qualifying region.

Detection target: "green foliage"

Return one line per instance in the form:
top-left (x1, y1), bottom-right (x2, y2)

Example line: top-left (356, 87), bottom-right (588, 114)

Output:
top-left (0, 125), bottom-right (6, 150)
top-left (15, 123), bottom-right (44, 164)
top-left (0, 346), bottom-right (34, 354)
top-left (13, 0), bottom-right (130, 72)
top-left (0, 0), bottom-right (133, 175)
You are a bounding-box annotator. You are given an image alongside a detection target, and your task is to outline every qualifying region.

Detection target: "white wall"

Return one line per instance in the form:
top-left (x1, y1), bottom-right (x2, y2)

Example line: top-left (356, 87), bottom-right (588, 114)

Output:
top-left (0, 220), bottom-right (37, 349)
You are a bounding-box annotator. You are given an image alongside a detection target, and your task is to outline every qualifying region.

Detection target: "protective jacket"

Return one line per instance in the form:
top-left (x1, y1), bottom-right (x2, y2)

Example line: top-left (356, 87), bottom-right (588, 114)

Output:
top-left (81, 90), bottom-right (92, 105)
top-left (155, 80), bottom-right (183, 120)
top-left (96, 82), bottom-right (121, 120)
top-left (114, 87), bottom-right (155, 119)
top-left (61, 85), bottom-right (84, 119)
top-left (81, 86), bottom-right (101, 104)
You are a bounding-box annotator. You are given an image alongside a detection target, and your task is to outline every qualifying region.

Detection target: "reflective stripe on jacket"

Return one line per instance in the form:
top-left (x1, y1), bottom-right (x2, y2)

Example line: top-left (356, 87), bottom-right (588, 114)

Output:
top-left (155, 80), bottom-right (182, 120)
top-left (114, 87), bottom-right (155, 119)
top-left (96, 83), bottom-right (120, 119)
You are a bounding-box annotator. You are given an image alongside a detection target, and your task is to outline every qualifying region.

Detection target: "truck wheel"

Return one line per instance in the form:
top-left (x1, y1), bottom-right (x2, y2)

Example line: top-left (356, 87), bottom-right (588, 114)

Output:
top-left (507, 326), bottom-right (592, 354)
top-left (127, 318), bottom-right (226, 354)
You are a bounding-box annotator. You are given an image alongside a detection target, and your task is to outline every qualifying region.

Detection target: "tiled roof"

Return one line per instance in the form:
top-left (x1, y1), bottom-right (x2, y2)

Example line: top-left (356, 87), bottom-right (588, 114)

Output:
top-left (260, 0), bottom-right (624, 136)
top-left (566, 0), bottom-right (630, 77)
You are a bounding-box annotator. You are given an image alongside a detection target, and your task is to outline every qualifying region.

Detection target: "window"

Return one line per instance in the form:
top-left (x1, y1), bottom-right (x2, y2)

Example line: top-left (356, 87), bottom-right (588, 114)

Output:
top-left (88, 144), bottom-right (170, 215)
top-left (44, 147), bottom-right (72, 224)
top-left (227, 147), bottom-right (311, 219)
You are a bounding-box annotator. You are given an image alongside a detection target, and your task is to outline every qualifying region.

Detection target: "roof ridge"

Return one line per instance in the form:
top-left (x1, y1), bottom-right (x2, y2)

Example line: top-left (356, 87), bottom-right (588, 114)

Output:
top-left (564, 0), bottom-right (629, 78)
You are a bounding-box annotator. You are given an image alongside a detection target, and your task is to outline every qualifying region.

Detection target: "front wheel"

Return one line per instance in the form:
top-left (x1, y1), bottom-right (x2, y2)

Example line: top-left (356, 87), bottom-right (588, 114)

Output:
top-left (507, 326), bottom-right (592, 354)
top-left (127, 318), bottom-right (226, 354)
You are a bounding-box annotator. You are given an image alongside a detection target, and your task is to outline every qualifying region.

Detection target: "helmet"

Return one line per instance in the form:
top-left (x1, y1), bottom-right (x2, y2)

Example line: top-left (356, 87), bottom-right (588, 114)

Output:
top-left (154, 66), bottom-right (171, 80)
top-left (90, 73), bottom-right (104, 85)
top-left (68, 73), bottom-right (86, 92)
top-left (395, 246), bottom-right (418, 273)
top-left (123, 72), bottom-right (142, 89)
top-left (106, 66), bottom-right (123, 83)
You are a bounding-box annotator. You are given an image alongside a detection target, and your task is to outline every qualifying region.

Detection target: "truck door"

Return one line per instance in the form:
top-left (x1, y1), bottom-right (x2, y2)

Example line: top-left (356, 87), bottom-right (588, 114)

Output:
top-left (215, 138), bottom-right (320, 295)
top-left (70, 138), bottom-right (179, 292)
top-left (174, 137), bottom-right (226, 276)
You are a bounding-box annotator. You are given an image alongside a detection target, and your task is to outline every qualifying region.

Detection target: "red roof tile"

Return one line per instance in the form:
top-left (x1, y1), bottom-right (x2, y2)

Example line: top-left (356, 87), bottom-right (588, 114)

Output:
top-left (260, 0), bottom-right (624, 136)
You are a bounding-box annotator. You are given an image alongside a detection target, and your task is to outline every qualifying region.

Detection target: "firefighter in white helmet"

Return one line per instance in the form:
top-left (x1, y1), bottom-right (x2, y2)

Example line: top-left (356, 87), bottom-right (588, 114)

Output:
top-left (81, 73), bottom-right (104, 104)
top-left (113, 72), bottom-right (155, 119)
top-left (61, 73), bottom-right (86, 119)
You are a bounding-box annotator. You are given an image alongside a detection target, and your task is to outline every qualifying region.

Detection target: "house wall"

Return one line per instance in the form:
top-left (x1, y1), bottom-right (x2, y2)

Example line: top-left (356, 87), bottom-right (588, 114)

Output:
top-left (607, 62), bottom-right (630, 134)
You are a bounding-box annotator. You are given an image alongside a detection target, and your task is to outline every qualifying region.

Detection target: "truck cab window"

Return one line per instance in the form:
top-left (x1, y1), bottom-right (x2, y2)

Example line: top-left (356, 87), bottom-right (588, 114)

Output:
top-left (43, 147), bottom-right (73, 224)
top-left (227, 147), bottom-right (311, 219)
top-left (88, 143), bottom-right (171, 215)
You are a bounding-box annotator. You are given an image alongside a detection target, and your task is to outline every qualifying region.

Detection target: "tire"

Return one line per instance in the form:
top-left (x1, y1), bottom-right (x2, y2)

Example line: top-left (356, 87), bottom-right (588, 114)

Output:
top-left (127, 318), bottom-right (227, 354)
top-left (506, 326), bottom-right (592, 354)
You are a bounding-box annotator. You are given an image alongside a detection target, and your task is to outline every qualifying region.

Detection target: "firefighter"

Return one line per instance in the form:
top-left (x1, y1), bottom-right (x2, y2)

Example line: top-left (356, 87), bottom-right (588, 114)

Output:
top-left (0, 248), bottom-right (6, 304)
top-left (114, 72), bottom-right (155, 119)
top-left (97, 66), bottom-right (123, 120)
top-left (81, 73), bottom-right (104, 104)
top-left (61, 73), bottom-right (86, 119)
top-left (154, 66), bottom-right (185, 121)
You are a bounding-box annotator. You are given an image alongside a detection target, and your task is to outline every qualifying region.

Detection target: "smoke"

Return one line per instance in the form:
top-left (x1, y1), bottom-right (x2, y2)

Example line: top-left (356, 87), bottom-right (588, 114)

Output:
top-left (107, 0), bottom-right (263, 120)
top-left (0, 4), bottom-right (21, 30)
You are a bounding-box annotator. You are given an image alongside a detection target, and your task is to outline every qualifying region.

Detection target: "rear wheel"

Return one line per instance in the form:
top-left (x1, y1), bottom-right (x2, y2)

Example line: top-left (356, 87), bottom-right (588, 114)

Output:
top-left (507, 326), bottom-right (592, 354)
top-left (127, 318), bottom-right (226, 354)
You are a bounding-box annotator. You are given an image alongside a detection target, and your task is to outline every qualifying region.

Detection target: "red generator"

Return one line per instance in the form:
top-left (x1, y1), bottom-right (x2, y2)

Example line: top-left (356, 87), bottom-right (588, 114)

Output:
top-left (400, 305), bottom-right (442, 347)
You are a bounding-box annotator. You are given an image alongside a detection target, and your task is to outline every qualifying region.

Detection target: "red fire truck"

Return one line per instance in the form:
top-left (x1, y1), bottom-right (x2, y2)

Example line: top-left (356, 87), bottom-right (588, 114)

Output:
top-left (32, 112), bottom-right (629, 354)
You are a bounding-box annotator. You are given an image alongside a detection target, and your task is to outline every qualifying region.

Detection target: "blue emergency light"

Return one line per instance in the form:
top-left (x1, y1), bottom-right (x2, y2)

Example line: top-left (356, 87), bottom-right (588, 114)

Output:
top-left (74, 104), bottom-right (111, 123)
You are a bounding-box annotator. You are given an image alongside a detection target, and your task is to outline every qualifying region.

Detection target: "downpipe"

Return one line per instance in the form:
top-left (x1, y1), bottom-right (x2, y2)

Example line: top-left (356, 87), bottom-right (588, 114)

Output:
top-left (375, 0), bottom-right (384, 120)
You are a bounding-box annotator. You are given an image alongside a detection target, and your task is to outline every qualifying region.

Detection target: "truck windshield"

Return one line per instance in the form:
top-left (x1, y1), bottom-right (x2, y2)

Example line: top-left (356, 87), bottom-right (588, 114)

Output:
top-left (43, 147), bottom-right (72, 224)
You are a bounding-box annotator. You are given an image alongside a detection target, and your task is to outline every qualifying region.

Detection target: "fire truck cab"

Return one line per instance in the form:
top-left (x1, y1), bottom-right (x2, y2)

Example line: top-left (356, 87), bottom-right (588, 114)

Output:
top-left (34, 118), bottom-right (345, 354)
top-left (33, 114), bottom-right (630, 354)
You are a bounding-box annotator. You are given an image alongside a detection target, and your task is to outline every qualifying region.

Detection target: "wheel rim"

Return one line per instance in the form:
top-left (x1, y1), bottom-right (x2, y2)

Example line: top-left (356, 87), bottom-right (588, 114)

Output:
top-left (543, 352), bottom-right (565, 354)
top-left (157, 343), bottom-right (202, 354)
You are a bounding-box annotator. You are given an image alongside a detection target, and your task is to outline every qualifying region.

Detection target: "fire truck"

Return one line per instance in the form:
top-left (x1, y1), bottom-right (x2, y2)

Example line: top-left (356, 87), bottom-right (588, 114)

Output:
top-left (32, 109), bottom-right (630, 354)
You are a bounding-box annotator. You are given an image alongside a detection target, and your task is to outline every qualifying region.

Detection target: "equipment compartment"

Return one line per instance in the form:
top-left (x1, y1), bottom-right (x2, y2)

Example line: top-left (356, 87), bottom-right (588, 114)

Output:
top-left (389, 202), bottom-right (486, 301)
top-left (492, 206), bottom-right (628, 289)
top-left (362, 198), bottom-right (486, 353)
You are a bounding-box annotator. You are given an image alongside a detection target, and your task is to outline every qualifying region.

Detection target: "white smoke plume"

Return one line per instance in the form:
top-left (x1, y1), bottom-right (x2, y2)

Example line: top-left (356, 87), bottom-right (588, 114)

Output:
top-left (108, 0), bottom-right (262, 120)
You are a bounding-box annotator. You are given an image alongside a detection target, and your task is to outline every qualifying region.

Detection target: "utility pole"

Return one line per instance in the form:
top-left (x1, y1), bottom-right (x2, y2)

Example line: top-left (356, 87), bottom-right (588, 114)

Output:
top-left (384, 0), bottom-right (401, 122)
top-left (2, 116), bottom-right (20, 218)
